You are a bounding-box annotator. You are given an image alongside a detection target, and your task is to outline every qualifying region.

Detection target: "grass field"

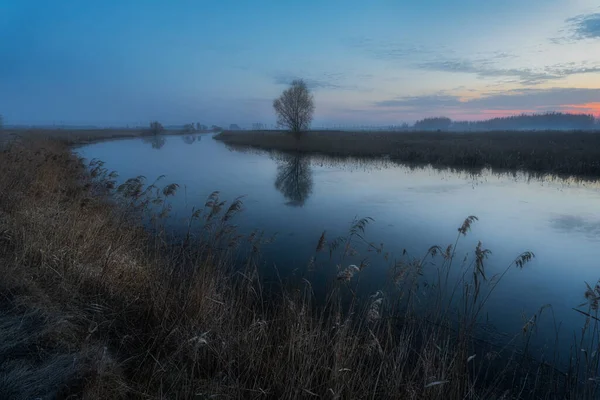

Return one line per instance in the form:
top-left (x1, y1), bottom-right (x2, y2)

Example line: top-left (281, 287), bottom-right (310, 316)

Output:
top-left (1, 137), bottom-right (599, 398)
top-left (214, 129), bottom-right (600, 178)
top-left (1, 127), bottom-right (211, 146)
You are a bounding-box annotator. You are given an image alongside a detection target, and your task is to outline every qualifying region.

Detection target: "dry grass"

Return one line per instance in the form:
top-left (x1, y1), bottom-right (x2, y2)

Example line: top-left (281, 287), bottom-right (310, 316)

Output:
top-left (1, 137), bottom-right (599, 399)
top-left (214, 130), bottom-right (600, 178)
top-left (1, 127), bottom-right (210, 146)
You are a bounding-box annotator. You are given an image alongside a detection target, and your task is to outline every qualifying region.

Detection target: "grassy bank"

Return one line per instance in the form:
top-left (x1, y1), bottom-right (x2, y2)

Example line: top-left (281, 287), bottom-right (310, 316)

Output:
top-left (1, 128), bottom-right (211, 146)
top-left (1, 138), bottom-right (599, 399)
top-left (214, 130), bottom-right (600, 178)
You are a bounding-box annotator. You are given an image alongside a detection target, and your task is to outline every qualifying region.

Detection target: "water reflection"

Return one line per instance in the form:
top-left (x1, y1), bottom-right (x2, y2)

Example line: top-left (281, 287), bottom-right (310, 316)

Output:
top-left (550, 215), bottom-right (600, 240)
top-left (78, 135), bottom-right (600, 362)
top-left (274, 153), bottom-right (313, 206)
top-left (142, 135), bottom-right (166, 149)
top-left (182, 134), bottom-right (201, 145)
top-left (222, 140), bottom-right (600, 189)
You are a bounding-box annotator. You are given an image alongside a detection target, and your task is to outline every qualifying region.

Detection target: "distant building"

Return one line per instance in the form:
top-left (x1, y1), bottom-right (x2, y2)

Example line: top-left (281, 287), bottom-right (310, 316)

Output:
top-left (229, 124), bottom-right (241, 130)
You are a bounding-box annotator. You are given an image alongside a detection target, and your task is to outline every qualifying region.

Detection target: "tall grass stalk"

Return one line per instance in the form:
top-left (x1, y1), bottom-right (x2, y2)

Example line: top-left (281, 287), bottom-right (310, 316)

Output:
top-left (0, 138), bottom-right (598, 399)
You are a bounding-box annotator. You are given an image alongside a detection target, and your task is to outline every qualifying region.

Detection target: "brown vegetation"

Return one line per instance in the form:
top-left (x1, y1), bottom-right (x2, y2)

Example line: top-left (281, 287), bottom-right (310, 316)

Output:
top-left (214, 130), bottom-right (600, 178)
top-left (1, 128), bottom-right (148, 145)
top-left (1, 137), bottom-right (599, 398)
top-left (1, 127), bottom-right (211, 146)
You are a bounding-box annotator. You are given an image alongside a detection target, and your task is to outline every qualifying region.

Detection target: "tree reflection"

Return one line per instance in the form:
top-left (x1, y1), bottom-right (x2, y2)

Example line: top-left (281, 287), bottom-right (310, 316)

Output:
top-left (142, 135), bottom-right (166, 149)
top-left (182, 134), bottom-right (201, 144)
top-left (274, 153), bottom-right (313, 207)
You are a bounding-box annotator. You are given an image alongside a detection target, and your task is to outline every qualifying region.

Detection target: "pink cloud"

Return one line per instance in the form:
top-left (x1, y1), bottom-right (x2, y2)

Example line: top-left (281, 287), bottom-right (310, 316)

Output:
top-left (558, 102), bottom-right (600, 117)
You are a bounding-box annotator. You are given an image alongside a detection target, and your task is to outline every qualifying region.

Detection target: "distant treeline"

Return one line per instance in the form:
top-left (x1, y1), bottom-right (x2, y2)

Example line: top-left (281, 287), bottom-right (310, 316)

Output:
top-left (408, 112), bottom-right (599, 131)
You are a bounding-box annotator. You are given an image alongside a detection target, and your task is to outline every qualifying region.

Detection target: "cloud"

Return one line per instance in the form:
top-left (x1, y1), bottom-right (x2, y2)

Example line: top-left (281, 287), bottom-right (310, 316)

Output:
top-left (566, 13), bottom-right (600, 40)
top-left (346, 35), bottom-right (599, 86)
top-left (417, 60), bottom-right (555, 85)
top-left (553, 12), bottom-right (600, 43)
top-left (417, 59), bottom-right (600, 85)
top-left (375, 87), bottom-right (600, 114)
top-left (343, 37), bottom-right (448, 62)
top-left (345, 36), bottom-right (599, 85)
top-left (550, 62), bottom-right (600, 75)
top-left (273, 73), bottom-right (342, 90)
top-left (271, 71), bottom-right (368, 91)
top-left (471, 88), bottom-right (600, 110)
top-left (375, 95), bottom-right (462, 108)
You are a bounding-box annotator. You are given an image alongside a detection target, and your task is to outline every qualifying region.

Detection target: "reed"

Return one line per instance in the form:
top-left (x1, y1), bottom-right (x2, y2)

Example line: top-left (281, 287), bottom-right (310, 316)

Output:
top-left (215, 129), bottom-right (600, 178)
top-left (0, 137), bottom-right (598, 399)
top-left (1, 127), bottom-right (210, 146)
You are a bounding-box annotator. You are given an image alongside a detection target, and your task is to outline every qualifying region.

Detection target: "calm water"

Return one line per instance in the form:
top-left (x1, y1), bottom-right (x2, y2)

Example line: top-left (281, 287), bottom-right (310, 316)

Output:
top-left (78, 133), bottom-right (600, 355)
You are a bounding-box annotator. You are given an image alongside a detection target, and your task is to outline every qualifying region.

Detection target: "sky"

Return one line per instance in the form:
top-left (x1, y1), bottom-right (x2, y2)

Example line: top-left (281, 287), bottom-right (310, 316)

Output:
top-left (1, 0), bottom-right (600, 127)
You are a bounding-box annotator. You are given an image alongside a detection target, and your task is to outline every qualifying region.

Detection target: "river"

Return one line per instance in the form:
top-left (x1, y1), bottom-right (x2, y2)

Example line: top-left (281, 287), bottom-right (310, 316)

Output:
top-left (77, 133), bottom-right (600, 360)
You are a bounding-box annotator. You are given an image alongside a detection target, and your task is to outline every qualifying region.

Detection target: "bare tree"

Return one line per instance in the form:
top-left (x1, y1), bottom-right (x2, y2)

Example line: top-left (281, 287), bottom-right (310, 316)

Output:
top-left (274, 153), bottom-right (313, 206)
top-left (182, 135), bottom-right (197, 145)
top-left (149, 121), bottom-right (164, 135)
top-left (142, 135), bottom-right (166, 149)
top-left (273, 79), bottom-right (315, 134)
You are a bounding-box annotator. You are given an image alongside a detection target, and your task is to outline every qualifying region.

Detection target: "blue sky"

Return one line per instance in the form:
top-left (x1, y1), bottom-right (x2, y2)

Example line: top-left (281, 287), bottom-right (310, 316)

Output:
top-left (1, 0), bottom-right (599, 127)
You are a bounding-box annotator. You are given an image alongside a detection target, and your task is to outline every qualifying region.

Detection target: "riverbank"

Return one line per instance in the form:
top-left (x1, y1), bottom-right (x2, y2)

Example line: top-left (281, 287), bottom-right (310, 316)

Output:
top-left (0, 137), bottom-right (595, 398)
top-left (214, 130), bottom-right (600, 178)
top-left (1, 127), bottom-right (213, 146)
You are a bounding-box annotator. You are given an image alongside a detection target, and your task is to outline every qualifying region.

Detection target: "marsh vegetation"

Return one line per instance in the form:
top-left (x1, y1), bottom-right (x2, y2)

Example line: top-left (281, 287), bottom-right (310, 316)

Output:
top-left (215, 129), bottom-right (600, 178)
top-left (2, 137), bottom-right (600, 399)
top-left (0, 123), bottom-right (211, 146)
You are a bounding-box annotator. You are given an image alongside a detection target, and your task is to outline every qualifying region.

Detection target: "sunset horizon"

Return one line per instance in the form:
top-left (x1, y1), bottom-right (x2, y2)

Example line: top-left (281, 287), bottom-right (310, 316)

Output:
top-left (1, 1), bottom-right (599, 127)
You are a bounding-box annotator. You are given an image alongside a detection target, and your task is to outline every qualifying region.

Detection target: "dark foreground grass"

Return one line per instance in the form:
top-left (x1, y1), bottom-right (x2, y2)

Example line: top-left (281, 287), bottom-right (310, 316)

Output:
top-left (1, 138), bottom-right (600, 399)
top-left (214, 130), bottom-right (600, 178)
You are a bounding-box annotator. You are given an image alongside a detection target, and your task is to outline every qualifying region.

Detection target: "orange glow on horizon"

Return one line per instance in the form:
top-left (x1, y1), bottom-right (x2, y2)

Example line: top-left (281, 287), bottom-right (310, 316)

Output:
top-left (431, 105), bottom-right (600, 122)
top-left (324, 103), bottom-right (600, 124)
top-left (448, 109), bottom-right (538, 121)
top-left (559, 102), bottom-right (600, 117)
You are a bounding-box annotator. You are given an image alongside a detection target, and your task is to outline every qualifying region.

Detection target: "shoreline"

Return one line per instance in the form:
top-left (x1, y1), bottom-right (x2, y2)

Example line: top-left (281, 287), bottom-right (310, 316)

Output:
top-left (214, 129), bottom-right (600, 178)
top-left (1, 127), bottom-right (214, 146)
top-left (0, 136), bottom-right (595, 398)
